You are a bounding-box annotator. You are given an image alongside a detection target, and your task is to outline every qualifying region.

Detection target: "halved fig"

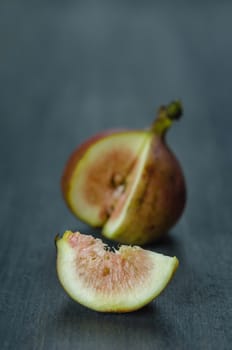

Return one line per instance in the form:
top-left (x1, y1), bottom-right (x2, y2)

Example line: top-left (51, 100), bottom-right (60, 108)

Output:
top-left (56, 230), bottom-right (179, 313)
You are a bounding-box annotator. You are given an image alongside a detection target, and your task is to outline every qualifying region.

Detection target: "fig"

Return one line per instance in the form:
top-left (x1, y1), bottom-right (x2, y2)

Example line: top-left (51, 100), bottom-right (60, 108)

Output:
top-left (62, 101), bottom-right (186, 245)
top-left (56, 230), bottom-right (179, 313)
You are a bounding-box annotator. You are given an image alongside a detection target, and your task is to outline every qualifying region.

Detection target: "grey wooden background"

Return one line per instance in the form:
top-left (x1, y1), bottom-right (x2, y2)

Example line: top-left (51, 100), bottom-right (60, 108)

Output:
top-left (0, 1), bottom-right (231, 349)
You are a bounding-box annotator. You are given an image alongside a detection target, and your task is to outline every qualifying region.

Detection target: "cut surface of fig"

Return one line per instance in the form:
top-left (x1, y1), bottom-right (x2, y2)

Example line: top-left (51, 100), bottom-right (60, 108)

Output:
top-left (102, 134), bottom-right (152, 243)
top-left (64, 131), bottom-right (147, 227)
top-left (56, 230), bottom-right (179, 313)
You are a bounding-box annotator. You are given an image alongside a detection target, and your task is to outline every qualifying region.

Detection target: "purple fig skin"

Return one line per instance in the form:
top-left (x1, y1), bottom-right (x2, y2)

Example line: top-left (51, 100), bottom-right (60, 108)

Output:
top-left (147, 136), bottom-right (186, 237)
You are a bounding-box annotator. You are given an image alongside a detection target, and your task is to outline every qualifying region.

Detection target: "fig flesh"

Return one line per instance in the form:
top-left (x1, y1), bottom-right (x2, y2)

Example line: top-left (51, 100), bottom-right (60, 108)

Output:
top-left (62, 131), bottom-right (147, 226)
top-left (56, 231), bottom-right (179, 313)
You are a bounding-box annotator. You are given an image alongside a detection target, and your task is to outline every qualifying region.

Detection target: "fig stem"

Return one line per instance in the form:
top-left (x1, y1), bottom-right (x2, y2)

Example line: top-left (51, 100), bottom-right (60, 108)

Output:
top-left (151, 100), bottom-right (183, 135)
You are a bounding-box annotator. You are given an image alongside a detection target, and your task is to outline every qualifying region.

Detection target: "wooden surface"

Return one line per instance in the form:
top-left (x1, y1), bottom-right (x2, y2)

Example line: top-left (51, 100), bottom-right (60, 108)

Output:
top-left (0, 1), bottom-right (231, 349)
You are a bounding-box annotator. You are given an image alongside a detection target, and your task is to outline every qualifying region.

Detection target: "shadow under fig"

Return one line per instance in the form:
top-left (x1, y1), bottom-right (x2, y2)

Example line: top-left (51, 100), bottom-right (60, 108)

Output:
top-left (46, 298), bottom-right (180, 348)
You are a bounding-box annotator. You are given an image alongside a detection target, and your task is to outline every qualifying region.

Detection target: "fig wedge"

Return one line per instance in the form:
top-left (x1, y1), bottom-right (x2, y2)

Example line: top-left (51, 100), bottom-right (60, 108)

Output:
top-left (56, 231), bottom-right (179, 313)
